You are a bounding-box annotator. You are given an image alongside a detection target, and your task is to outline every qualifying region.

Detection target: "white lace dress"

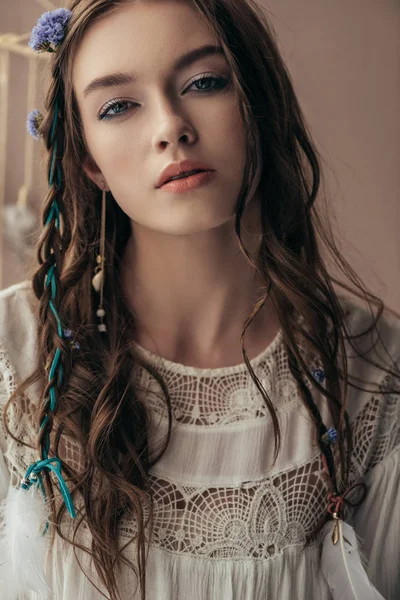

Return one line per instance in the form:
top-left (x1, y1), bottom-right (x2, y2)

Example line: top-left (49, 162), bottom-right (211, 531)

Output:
top-left (0, 280), bottom-right (399, 600)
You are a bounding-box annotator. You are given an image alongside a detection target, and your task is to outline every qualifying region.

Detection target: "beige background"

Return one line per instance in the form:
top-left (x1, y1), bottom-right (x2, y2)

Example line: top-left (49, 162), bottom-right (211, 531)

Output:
top-left (0, 0), bottom-right (398, 310)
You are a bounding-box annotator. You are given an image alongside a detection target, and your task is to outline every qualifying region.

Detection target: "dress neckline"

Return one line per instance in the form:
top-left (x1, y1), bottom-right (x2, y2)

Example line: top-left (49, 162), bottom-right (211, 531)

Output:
top-left (131, 327), bottom-right (284, 377)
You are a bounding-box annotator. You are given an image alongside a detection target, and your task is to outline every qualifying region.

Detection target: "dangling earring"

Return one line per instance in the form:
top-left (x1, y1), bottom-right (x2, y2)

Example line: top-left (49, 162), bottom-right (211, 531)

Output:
top-left (92, 182), bottom-right (107, 332)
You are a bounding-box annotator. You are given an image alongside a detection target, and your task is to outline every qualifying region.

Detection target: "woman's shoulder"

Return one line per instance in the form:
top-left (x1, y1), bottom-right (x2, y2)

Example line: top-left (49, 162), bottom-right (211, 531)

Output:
top-left (0, 278), bottom-right (36, 309)
top-left (336, 294), bottom-right (400, 481)
top-left (0, 280), bottom-right (40, 399)
top-left (337, 292), bottom-right (400, 364)
top-left (337, 292), bottom-right (400, 418)
top-left (0, 281), bottom-right (41, 486)
top-left (0, 278), bottom-right (38, 341)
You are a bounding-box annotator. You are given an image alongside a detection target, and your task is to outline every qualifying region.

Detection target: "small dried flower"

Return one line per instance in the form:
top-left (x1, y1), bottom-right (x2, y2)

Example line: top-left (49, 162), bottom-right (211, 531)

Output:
top-left (322, 427), bottom-right (337, 445)
top-left (312, 368), bottom-right (325, 384)
top-left (27, 109), bottom-right (44, 140)
top-left (28, 8), bottom-right (72, 53)
top-left (63, 329), bottom-right (80, 350)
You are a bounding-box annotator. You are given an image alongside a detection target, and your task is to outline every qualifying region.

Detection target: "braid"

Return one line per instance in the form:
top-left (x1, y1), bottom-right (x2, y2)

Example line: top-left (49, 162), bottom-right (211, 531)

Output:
top-left (28, 79), bottom-right (76, 525)
top-left (286, 345), bottom-right (343, 495)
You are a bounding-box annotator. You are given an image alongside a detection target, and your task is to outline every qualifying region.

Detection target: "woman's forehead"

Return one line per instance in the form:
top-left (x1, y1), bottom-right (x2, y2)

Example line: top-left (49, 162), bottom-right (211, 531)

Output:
top-left (72, 1), bottom-right (218, 94)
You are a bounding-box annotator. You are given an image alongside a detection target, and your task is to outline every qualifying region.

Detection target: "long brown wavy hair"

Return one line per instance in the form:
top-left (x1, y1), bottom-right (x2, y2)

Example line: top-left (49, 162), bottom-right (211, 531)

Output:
top-left (3, 0), bottom-right (400, 599)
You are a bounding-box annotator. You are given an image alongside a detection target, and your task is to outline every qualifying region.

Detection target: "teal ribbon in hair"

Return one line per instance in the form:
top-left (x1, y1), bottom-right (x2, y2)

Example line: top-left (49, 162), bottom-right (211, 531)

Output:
top-left (20, 94), bottom-right (76, 522)
top-left (46, 96), bottom-right (61, 226)
top-left (22, 457), bottom-right (76, 520)
top-left (49, 96), bottom-right (58, 186)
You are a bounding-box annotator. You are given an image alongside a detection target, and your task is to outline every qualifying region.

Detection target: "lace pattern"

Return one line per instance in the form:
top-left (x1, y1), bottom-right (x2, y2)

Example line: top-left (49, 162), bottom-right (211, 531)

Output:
top-left (349, 369), bottom-right (400, 477)
top-left (123, 363), bottom-right (400, 558)
top-left (1, 332), bottom-right (399, 560)
top-left (131, 328), bottom-right (317, 427)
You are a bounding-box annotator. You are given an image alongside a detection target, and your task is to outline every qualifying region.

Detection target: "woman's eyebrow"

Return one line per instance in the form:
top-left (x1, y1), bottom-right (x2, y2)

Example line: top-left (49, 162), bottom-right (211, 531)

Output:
top-left (83, 44), bottom-right (225, 99)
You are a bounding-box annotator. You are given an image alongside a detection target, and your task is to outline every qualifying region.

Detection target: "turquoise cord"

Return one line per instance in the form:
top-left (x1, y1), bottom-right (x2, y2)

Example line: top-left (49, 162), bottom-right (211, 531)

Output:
top-left (21, 93), bottom-right (76, 528)
top-left (22, 457), bottom-right (76, 519)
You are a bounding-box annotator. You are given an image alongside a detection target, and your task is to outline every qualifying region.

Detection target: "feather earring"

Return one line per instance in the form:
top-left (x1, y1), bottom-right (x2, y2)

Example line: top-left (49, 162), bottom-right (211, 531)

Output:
top-left (319, 427), bottom-right (385, 599)
top-left (319, 449), bottom-right (385, 600)
top-left (0, 477), bottom-right (54, 596)
top-left (319, 516), bottom-right (386, 600)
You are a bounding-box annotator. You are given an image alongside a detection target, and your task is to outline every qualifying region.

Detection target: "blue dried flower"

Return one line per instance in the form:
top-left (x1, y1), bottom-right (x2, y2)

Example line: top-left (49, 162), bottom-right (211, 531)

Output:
top-left (312, 368), bottom-right (325, 384)
top-left (27, 109), bottom-right (44, 140)
top-left (63, 329), bottom-right (80, 350)
top-left (322, 427), bottom-right (337, 445)
top-left (28, 8), bottom-right (72, 53)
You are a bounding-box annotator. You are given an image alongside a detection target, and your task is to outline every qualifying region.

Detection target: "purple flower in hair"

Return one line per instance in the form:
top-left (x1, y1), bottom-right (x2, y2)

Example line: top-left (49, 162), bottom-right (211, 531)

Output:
top-left (28, 8), bottom-right (72, 53)
top-left (27, 109), bottom-right (44, 140)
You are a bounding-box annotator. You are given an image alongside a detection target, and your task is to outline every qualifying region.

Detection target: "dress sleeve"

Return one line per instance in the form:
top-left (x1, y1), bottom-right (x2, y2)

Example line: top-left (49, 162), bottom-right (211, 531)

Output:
top-left (348, 355), bottom-right (400, 600)
top-left (0, 342), bottom-right (14, 595)
top-left (0, 346), bottom-right (11, 499)
top-left (350, 444), bottom-right (400, 600)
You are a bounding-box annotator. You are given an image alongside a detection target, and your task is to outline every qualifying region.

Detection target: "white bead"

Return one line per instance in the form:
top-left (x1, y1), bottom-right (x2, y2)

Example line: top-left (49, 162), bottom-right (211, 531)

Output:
top-left (98, 323), bottom-right (107, 332)
top-left (96, 308), bottom-right (105, 317)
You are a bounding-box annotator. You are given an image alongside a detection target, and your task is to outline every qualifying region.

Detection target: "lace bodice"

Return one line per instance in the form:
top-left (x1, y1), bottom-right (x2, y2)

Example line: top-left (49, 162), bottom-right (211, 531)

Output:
top-left (0, 280), bottom-right (399, 600)
top-left (131, 327), bottom-right (295, 426)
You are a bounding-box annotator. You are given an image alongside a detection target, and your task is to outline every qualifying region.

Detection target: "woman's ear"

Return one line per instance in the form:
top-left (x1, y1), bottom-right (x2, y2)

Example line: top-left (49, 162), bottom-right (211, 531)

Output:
top-left (82, 153), bottom-right (104, 189)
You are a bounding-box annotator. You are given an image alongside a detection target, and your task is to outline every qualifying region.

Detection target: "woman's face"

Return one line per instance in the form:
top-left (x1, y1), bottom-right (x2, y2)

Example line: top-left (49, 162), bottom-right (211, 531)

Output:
top-left (73, 0), bottom-right (250, 236)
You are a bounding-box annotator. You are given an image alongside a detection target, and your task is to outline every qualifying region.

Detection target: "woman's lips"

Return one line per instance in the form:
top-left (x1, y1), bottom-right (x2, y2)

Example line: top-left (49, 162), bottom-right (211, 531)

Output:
top-left (157, 170), bottom-right (216, 193)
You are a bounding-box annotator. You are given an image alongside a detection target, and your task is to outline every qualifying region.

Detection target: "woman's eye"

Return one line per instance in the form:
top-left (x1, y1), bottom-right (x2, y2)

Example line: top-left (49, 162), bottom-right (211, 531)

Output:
top-left (98, 100), bottom-right (135, 121)
top-left (98, 75), bottom-right (229, 121)
top-left (186, 74), bottom-right (229, 93)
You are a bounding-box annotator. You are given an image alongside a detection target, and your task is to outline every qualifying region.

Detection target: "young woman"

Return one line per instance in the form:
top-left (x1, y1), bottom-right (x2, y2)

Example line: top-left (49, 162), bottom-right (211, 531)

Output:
top-left (0, 1), bottom-right (399, 599)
